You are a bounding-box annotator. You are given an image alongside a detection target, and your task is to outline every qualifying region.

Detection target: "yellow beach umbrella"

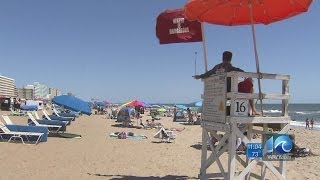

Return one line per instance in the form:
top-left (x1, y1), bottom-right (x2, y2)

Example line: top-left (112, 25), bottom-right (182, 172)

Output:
top-left (157, 108), bottom-right (167, 112)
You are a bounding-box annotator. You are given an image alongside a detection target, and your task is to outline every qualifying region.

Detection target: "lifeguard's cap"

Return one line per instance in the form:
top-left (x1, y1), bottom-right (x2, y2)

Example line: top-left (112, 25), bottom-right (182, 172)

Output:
top-left (223, 51), bottom-right (232, 61)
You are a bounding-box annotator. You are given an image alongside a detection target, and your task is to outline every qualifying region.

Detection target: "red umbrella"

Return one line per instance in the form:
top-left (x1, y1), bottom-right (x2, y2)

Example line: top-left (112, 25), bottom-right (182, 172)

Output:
top-left (184, 0), bottom-right (313, 113)
top-left (122, 100), bottom-right (147, 107)
top-left (185, 0), bottom-right (312, 26)
top-left (185, 0), bottom-right (312, 72)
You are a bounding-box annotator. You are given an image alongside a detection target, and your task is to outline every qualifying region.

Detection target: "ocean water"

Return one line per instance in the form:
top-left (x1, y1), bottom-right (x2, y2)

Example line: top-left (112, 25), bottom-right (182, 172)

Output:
top-left (164, 103), bottom-right (320, 129)
top-left (258, 104), bottom-right (320, 129)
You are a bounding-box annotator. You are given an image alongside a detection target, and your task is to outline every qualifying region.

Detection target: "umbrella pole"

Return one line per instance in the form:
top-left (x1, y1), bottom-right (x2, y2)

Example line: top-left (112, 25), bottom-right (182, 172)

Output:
top-left (249, 3), bottom-right (264, 116)
top-left (201, 22), bottom-right (208, 72)
top-left (195, 51), bottom-right (198, 75)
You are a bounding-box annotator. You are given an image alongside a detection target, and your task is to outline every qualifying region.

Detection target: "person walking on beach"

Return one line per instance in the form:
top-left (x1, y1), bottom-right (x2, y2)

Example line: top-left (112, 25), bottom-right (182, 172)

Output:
top-left (173, 105), bottom-right (177, 122)
top-left (187, 108), bottom-right (193, 124)
top-left (193, 51), bottom-right (260, 116)
top-left (306, 118), bottom-right (310, 129)
top-left (310, 118), bottom-right (314, 130)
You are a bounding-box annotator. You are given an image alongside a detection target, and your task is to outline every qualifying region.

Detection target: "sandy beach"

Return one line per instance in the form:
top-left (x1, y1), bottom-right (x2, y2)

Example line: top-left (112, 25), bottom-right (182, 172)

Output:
top-left (1, 110), bottom-right (320, 180)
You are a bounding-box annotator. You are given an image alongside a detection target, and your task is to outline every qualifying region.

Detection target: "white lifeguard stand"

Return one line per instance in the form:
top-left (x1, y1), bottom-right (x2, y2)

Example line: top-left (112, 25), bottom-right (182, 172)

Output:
top-left (199, 71), bottom-right (291, 180)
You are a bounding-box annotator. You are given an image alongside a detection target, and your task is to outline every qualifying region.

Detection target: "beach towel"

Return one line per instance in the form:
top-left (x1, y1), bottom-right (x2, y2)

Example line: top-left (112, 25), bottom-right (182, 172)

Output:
top-left (109, 132), bottom-right (147, 139)
top-left (170, 127), bottom-right (185, 132)
top-left (179, 122), bottom-right (196, 126)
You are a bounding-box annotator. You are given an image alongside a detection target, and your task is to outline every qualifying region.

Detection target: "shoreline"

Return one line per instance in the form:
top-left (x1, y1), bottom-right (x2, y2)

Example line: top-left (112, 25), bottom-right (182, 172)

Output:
top-left (290, 122), bottom-right (320, 131)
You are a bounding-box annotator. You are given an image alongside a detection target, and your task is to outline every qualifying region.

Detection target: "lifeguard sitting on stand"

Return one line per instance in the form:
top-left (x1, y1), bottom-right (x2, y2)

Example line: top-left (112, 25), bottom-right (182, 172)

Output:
top-left (193, 50), bottom-right (260, 116)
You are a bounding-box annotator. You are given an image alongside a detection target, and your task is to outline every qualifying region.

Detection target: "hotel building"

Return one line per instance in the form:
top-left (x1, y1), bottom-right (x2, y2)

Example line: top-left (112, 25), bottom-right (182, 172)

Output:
top-left (0, 75), bottom-right (16, 98)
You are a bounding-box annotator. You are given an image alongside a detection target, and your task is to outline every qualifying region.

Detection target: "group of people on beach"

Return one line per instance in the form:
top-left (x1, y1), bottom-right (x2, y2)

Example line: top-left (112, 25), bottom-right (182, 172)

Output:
top-left (139, 118), bottom-right (161, 129)
top-left (306, 118), bottom-right (315, 130)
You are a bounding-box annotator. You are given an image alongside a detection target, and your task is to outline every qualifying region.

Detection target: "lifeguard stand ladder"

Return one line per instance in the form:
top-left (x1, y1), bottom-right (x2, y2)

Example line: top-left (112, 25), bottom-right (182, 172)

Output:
top-left (199, 71), bottom-right (291, 180)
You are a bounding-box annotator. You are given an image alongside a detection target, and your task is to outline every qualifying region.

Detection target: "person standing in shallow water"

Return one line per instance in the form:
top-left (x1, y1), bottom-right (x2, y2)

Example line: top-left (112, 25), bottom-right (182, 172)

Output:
top-left (310, 118), bottom-right (314, 130)
top-left (306, 118), bottom-right (310, 129)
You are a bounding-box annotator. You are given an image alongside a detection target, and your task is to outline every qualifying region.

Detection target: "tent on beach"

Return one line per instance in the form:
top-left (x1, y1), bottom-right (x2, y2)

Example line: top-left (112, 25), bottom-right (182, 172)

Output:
top-left (174, 111), bottom-right (187, 122)
top-left (116, 107), bottom-right (135, 122)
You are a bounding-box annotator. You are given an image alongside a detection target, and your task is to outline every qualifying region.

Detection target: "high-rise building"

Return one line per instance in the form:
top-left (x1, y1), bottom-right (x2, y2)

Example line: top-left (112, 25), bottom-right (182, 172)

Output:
top-left (33, 82), bottom-right (49, 99)
top-left (49, 88), bottom-right (61, 98)
top-left (17, 88), bottom-right (24, 99)
top-left (0, 75), bottom-right (16, 98)
top-left (17, 86), bottom-right (34, 100)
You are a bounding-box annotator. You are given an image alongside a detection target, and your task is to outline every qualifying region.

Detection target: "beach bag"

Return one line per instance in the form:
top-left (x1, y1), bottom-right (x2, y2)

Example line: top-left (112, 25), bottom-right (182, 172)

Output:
top-left (127, 132), bottom-right (134, 136)
top-left (118, 131), bottom-right (127, 139)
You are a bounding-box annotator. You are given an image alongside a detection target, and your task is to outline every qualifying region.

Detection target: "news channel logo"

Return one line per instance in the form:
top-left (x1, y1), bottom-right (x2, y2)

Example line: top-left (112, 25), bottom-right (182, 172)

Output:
top-left (262, 134), bottom-right (295, 161)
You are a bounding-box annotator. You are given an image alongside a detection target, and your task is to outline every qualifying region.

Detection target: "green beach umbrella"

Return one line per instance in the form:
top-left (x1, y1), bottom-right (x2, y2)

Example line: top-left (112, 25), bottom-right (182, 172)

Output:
top-left (157, 108), bottom-right (167, 112)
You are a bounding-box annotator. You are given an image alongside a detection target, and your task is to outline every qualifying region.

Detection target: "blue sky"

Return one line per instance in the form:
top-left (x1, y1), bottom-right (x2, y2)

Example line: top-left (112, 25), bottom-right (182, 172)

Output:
top-left (0, 1), bottom-right (319, 104)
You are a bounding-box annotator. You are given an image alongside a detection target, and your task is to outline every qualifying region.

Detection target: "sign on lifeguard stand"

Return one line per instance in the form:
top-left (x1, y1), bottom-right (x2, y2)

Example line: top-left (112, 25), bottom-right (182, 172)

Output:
top-left (233, 99), bottom-right (249, 116)
top-left (202, 73), bottom-right (226, 123)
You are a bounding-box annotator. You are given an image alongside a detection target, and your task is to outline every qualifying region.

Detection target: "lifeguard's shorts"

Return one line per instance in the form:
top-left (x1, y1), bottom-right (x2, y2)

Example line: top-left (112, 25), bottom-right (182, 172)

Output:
top-left (238, 79), bottom-right (253, 93)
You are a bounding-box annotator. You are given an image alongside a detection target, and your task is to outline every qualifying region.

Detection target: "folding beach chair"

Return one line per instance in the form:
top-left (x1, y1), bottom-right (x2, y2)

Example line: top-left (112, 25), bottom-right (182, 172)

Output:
top-left (51, 107), bottom-right (77, 121)
top-left (2, 114), bottom-right (14, 125)
top-left (27, 112), bottom-right (63, 133)
top-left (10, 108), bottom-right (26, 116)
top-left (34, 110), bottom-right (68, 126)
top-left (161, 129), bottom-right (176, 143)
top-left (154, 127), bottom-right (176, 143)
top-left (42, 109), bottom-right (53, 120)
top-left (34, 111), bottom-right (41, 120)
top-left (0, 121), bottom-right (44, 144)
top-left (53, 107), bottom-right (62, 117)
top-left (42, 109), bottom-right (71, 125)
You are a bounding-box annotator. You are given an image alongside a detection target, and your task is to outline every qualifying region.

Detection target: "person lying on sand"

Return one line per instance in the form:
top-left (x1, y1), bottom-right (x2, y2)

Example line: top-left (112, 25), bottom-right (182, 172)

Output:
top-left (293, 144), bottom-right (318, 157)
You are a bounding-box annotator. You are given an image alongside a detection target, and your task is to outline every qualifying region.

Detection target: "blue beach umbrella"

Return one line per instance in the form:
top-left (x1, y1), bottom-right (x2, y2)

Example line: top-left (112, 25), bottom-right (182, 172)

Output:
top-left (176, 104), bottom-right (188, 110)
top-left (142, 102), bottom-right (151, 108)
top-left (188, 100), bottom-right (202, 107)
top-left (95, 101), bottom-right (107, 107)
top-left (52, 95), bottom-right (92, 115)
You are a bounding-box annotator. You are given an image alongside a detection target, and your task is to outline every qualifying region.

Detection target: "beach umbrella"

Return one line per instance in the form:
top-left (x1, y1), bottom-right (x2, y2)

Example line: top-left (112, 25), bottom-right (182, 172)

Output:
top-left (184, 0), bottom-right (312, 26)
top-left (104, 100), bottom-right (111, 105)
top-left (95, 101), bottom-right (107, 107)
top-left (94, 101), bottom-right (111, 107)
top-left (151, 105), bottom-right (161, 109)
top-left (121, 100), bottom-right (135, 107)
top-left (188, 100), bottom-right (202, 107)
top-left (176, 104), bottom-right (188, 110)
top-left (143, 102), bottom-right (151, 108)
top-left (87, 101), bottom-right (93, 107)
top-left (157, 108), bottom-right (167, 112)
top-left (121, 100), bottom-right (148, 108)
top-left (52, 95), bottom-right (92, 115)
top-left (184, 0), bottom-right (313, 113)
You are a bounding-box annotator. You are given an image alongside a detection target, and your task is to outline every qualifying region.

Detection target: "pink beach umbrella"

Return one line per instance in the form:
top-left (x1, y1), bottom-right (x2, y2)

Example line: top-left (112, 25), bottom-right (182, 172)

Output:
top-left (121, 100), bottom-right (148, 107)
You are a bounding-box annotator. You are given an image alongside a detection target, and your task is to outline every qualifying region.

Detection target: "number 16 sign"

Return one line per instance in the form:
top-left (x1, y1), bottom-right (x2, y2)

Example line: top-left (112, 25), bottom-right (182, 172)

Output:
top-left (234, 99), bottom-right (249, 116)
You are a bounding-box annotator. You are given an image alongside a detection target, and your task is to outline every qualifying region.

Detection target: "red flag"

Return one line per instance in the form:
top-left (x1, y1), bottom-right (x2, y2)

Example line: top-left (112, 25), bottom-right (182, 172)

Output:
top-left (156, 8), bottom-right (203, 44)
